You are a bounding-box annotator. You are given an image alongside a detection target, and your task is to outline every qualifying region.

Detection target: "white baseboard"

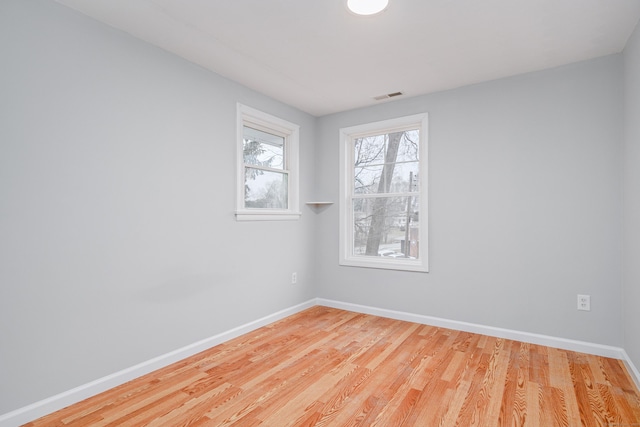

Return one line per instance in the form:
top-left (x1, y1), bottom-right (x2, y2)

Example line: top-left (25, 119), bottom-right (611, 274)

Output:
top-left (621, 349), bottom-right (640, 390)
top-left (2, 297), bottom-right (639, 427)
top-left (317, 298), bottom-right (640, 388)
top-left (316, 298), bottom-right (632, 360)
top-left (0, 299), bottom-right (317, 427)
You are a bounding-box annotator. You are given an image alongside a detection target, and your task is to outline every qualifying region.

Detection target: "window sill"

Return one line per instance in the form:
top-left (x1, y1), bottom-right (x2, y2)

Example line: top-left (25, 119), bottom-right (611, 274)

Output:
top-left (340, 256), bottom-right (428, 272)
top-left (235, 210), bottom-right (302, 221)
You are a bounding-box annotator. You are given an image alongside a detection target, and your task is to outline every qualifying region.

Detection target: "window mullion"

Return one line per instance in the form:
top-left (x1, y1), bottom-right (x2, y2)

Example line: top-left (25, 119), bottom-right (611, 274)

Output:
top-left (351, 192), bottom-right (419, 199)
top-left (245, 164), bottom-right (290, 175)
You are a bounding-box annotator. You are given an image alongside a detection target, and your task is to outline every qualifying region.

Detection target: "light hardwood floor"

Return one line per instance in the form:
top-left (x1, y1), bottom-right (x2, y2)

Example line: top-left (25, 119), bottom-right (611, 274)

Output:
top-left (26, 306), bottom-right (640, 426)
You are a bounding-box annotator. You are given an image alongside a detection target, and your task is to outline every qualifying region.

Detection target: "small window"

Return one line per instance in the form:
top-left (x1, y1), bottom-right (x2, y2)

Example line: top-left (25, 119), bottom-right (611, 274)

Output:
top-left (236, 104), bottom-right (300, 221)
top-left (339, 113), bottom-right (428, 272)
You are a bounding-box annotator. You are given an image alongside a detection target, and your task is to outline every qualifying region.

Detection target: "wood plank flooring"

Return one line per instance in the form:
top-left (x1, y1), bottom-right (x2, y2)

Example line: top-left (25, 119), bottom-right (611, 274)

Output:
top-left (25, 306), bottom-right (640, 426)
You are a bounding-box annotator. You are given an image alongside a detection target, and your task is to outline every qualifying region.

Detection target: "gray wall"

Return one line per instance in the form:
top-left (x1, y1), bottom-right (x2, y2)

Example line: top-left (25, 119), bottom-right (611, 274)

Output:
top-left (315, 56), bottom-right (624, 347)
top-left (0, 0), bottom-right (316, 414)
top-left (624, 21), bottom-right (640, 372)
top-left (0, 0), bottom-right (636, 418)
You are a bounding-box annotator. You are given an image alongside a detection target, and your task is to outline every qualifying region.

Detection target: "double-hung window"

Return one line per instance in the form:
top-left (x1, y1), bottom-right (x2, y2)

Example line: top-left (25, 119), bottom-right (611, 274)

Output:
top-left (236, 104), bottom-right (300, 221)
top-left (339, 113), bottom-right (428, 272)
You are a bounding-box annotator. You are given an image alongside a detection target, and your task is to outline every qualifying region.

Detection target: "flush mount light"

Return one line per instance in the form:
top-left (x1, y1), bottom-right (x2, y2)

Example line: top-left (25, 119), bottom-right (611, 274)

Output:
top-left (347, 0), bottom-right (389, 15)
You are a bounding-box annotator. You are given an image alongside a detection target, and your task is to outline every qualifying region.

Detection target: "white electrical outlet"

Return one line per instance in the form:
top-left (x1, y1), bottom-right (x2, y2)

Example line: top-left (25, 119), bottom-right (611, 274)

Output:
top-left (292, 272), bottom-right (297, 284)
top-left (577, 294), bottom-right (591, 311)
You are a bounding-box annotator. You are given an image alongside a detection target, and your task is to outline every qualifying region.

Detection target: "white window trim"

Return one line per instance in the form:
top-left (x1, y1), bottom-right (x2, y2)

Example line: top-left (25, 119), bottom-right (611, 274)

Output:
top-left (339, 113), bottom-right (429, 272)
top-left (236, 104), bottom-right (300, 221)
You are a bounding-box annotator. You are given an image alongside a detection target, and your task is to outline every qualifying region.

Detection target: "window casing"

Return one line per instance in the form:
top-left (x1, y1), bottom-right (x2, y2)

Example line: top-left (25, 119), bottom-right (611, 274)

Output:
top-left (339, 113), bottom-right (428, 272)
top-left (236, 104), bottom-right (300, 221)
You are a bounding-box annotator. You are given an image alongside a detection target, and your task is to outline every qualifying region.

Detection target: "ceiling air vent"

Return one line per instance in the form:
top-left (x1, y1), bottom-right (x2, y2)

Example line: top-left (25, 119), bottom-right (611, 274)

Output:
top-left (374, 91), bottom-right (404, 101)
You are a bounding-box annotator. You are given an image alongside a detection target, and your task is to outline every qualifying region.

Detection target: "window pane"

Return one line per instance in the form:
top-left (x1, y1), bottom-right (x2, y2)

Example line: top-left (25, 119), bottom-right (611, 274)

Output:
top-left (353, 196), bottom-right (420, 259)
top-left (243, 126), bottom-right (284, 170)
top-left (245, 168), bottom-right (288, 209)
top-left (354, 130), bottom-right (419, 194)
top-left (355, 162), bottom-right (419, 194)
top-left (355, 130), bottom-right (419, 166)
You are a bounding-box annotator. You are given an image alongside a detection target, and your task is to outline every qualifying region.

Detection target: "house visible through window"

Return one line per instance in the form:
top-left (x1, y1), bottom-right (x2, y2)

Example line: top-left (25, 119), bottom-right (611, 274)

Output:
top-left (339, 113), bottom-right (428, 272)
top-left (236, 104), bottom-right (300, 221)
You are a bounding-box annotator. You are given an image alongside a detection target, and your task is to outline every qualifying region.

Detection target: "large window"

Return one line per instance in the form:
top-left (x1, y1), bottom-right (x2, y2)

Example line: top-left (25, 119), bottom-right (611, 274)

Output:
top-left (339, 113), bottom-right (428, 272)
top-left (236, 104), bottom-right (300, 221)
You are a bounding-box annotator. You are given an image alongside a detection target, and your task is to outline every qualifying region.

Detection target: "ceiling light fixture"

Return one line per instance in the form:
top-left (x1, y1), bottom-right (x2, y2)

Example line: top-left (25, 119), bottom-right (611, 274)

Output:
top-left (347, 0), bottom-right (389, 16)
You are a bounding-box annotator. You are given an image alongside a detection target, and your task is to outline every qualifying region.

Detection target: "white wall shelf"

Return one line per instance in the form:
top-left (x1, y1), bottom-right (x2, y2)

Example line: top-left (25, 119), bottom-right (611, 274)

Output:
top-left (305, 202), bottom-right (334, 213)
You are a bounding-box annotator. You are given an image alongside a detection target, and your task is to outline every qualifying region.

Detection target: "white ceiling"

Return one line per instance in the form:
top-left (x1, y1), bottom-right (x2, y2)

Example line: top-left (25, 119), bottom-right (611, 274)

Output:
top-left (55, 0), bottom-right (640, 117)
